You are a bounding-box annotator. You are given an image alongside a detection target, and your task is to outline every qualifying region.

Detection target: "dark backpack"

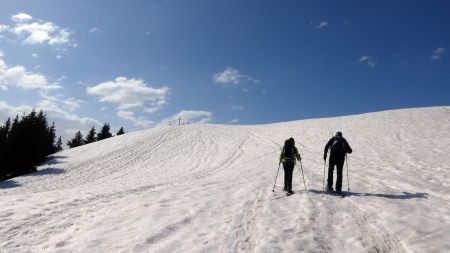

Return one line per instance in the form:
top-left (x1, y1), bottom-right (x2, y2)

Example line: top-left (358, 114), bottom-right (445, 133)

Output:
top-left (283, 139), bottom-right (295, 160)
top-left (330, 136), bottom-right (346, 154)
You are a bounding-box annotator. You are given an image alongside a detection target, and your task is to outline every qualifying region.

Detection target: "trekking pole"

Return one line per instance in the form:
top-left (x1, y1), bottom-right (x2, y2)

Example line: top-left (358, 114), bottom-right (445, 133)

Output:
top-left (272, 161), bottom-right (281, 192)
top-left (300, 161), bottom-right (307, 191)
top-left (346, 154), bottom-right (350, 190)
top-left (322, 160), bottom-right (326, 196)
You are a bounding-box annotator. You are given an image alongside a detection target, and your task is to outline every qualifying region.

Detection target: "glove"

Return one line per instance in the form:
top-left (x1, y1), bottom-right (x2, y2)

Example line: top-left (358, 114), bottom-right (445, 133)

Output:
top-left (323, 154), bottom-right (327, 161)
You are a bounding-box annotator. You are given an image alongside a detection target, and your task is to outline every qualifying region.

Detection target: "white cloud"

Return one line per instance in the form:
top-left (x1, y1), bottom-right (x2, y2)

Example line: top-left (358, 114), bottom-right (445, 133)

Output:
top-left (230, 105), bottom-right (244, 112)
top-left (12, 13), bottom-right (33, 23)
top-left (310, 20), bottom-right (328, 29)
top-left (229, 119), bottom-right (239, 124)
top-left (87, 77), bottom-right (170, 127)
top-left (213, 67), bottom-right (259, 87)
top-left (213, 67), bottom-right (241, 85)
top-left (7, 12), bottom-right (74, 47)
top-left (0, 52), bottom-right (61, 90)
top-left (117, 110), bottom-right (153, 128)
top-left (156, 110), bottom-right (212, 127)
top-left (430, 47), bottom-right (445, 60)
top-left (89, 27), bottom-right (103, 34)
top-left (242, 88), bottom-right (249, 92)
top-left (0, 24), bottom-right (9, 32)
top-left (38, 91), bottom-right (85, 112)
top-left (358, 55), bottom-right (376, 69)
top-left (56, 54), bottom-right (62, 59)
top-left (317, 21), bottom-right (328, 29)
top-left (31, 53), bottom-right (38, 58)
top-left (87, 77), bottom-right (170, 110)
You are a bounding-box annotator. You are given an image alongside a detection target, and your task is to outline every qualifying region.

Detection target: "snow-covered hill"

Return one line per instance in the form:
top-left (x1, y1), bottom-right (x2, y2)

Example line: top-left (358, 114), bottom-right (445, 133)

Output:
top-left (1, 106), bottom-right (449, 252)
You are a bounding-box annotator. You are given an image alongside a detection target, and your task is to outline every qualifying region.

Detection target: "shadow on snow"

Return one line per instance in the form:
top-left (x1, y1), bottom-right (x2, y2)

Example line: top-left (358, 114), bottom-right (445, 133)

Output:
top-left (308, 189), bottom-right (428, 199)
top-left (23, 168), bottom-right (65, 177)
top-left (43, 155), bottom-right (68, 166)
top-left (0, 180), bottom-right (21, 189)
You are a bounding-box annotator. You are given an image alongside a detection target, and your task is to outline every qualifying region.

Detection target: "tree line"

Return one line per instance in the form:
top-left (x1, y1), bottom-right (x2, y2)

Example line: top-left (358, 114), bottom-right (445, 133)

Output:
top-left (0, 110), bottom-right (125, 180)
top-left (67, 124), bottom-right (124, 148)
top-left (0, 110), bottom-right (62, 180)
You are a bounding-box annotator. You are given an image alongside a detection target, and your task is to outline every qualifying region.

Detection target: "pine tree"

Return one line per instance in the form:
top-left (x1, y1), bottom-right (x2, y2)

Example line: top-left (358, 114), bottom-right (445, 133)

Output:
top-left (116, 126), bottom-right (125, 136)
top-left (0, 118), bottom-right (11, 178)
top-left (67, 131), bottom-right (85, 148)
top-left (55, 136), bottom-right (63, 152)
top-left (97, 123), bottom-right (112, 141)
top-left (85, 126), bottom-right (97, 144)
top-left (47, 122), bottom-right (57, 154)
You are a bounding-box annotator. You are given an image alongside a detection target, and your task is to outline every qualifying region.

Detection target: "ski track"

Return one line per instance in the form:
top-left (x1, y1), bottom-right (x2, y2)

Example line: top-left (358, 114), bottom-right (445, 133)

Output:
top-left (1, 106), bottom-right (449, 252)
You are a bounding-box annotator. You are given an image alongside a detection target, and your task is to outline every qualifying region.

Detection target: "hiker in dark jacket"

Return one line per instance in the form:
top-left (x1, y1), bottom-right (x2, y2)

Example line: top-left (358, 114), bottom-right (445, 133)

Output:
top-left (323, 131), bottom-right (352, 194)
top-left (279, 138), bottom-right (301, 194)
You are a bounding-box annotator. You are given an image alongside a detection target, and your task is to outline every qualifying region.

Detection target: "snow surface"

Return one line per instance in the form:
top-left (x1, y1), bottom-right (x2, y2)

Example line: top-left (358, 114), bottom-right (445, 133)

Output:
top-left (1, 106), bottom-right (449, 253)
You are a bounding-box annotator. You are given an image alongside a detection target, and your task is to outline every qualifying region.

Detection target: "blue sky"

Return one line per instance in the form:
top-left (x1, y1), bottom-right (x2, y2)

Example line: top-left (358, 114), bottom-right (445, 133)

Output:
top-left (0, 0), bottom-right (449, 142)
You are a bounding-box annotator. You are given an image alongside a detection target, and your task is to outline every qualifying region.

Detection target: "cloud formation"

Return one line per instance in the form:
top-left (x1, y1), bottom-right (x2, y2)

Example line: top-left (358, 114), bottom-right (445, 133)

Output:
top-left (430, 47), bottom-right (445, 60)
top-left (0, 25), bottom-right (9, 32)
top-left (1, 12), bottom-right (75, 47)
top-left (87, 77), bottom-right (170, 127)
top-left (117, 110), bottom-right (153, 128)
top-left (310, 20), bottom-right (328, 29)
top-left (156, 110), bottom-right (212, 127)
top-left (358, 55), bottom-right (376, 69)
top-left (89, 27), bottom-right (103, 34)
top-left (12, 13), bottom-right (32, 23)
top-left (213, 67), bottom-right (259, 87)
top-left (0, 52), bottom-right (61, 90)
top-left (87, 77), bottom-right (170, 110)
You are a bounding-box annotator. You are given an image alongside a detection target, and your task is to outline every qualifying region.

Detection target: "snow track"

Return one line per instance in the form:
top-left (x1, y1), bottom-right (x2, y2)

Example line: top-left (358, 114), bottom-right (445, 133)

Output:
top-left (1, 106), bottom-right (449, 252)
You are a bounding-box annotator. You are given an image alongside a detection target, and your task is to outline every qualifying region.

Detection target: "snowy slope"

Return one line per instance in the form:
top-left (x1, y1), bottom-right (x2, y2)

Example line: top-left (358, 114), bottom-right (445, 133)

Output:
top-left (1, 106), bottom-right (449, 253)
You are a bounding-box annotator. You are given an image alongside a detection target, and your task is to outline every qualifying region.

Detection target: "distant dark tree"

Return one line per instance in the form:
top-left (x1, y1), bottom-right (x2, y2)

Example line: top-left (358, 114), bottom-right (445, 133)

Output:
top-left (67, 131), bottom-right (85, 148)
top-left (45, 122), bottom-right (57, 154)
top-left (85, 126), bottom-right (97, 144)
top-left (97, 123), bottom-right (112, 141)
top-left (116, 126), bottom-right (125, 136)
top-left (0, 118), bottom-right (11, 178)
top-left (55, 136), bottom-right (63, 152)
top-left (1, 110), bottom-right (58, 179)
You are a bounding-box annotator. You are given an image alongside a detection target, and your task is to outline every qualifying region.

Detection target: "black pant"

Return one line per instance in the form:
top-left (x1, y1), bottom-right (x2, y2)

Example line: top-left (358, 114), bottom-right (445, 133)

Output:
top-left (283, 161), bottom-right (294, 190)
top-left (327, 155), bottom-right (345, 192)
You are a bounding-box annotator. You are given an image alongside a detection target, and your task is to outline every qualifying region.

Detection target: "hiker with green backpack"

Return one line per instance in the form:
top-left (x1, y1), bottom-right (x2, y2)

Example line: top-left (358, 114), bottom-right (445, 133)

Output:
top-left (279, 138), bottom-right (301, 195)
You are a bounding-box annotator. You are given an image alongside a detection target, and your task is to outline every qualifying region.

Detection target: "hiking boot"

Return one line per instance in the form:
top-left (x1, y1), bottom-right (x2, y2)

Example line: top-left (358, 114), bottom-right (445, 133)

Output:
top-left (287, 189), bottom-right (294, 194)
top-left (326, 186), bottom-right (334, 192)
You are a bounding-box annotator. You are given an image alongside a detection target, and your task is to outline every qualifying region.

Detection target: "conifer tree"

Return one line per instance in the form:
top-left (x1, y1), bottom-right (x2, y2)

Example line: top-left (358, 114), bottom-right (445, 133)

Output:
top-left (116, 126), bottom-right (125, 136)
top-left (85, 126), bottom-right (97, 144)
top-left (0, 118), bottom-right (11, 178)
top-left (97, 123), bottom-right (112, 141)
top-left (55, 136), bottom-right (63, 152)
top-left (67, 131), bottom-right (85, 148)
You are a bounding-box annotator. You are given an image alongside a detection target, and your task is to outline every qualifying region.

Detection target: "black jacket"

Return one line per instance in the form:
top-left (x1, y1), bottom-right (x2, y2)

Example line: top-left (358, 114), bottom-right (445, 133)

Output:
top-left (324, 136), bottom-right (352, 158)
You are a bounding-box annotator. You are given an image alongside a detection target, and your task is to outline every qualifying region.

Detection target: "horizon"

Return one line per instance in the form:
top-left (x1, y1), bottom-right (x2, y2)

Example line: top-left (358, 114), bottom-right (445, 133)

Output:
top-left (0, 1), bottom-right (449, 142)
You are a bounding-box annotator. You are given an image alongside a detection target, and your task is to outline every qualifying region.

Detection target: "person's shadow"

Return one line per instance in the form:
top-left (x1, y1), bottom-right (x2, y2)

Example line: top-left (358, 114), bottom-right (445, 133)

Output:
top-left (308, 189), bottom-right (428, 199)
